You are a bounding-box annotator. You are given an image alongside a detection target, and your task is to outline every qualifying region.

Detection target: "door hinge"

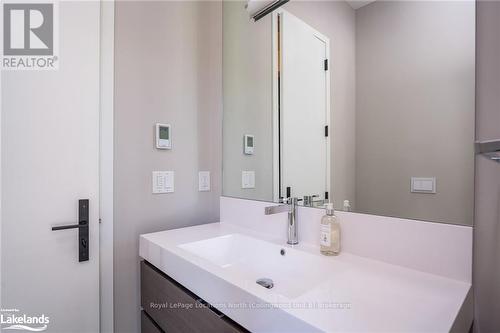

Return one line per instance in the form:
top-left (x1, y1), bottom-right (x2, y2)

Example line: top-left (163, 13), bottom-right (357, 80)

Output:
top-left (324, 59), bottom-right (328, 71)
top-left (325, 191), bottom-right (329, 200)
top-left (324, 125), bottom-right (329, 137)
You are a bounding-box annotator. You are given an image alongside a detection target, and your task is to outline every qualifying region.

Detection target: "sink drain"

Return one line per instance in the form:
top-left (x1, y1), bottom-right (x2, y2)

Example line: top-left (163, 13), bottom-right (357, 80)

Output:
top-left (256, 278), bottom-right (274, 289)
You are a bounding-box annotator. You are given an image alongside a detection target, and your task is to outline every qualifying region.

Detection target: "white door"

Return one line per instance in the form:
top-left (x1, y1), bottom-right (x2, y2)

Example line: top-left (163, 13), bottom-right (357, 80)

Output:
top-left (1, 2), bottom-right (100, 332)
top-left (279, 11), bottom-right (330, 201)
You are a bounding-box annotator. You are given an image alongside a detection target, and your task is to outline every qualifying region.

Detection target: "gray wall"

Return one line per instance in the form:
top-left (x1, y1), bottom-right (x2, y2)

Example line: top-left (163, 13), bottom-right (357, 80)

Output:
top-left (474, 1), bottom-right (500, 331)
top-left (355, 1), bottom-right (475, 225)
top-left (222, 1), bottom-right (274, 201)
top-left (114, 2), bottom-right (222, 332)
top-left (223, 0), bottom-right (356, 208)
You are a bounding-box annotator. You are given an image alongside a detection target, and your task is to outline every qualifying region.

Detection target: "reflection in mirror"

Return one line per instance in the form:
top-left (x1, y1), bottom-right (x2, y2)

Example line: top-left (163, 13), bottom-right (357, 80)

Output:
top-left (223, 0), bottom-right (475, 225)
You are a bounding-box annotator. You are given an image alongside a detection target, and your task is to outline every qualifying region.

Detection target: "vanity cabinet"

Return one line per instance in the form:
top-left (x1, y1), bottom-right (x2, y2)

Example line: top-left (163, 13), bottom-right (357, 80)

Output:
top-left (140, 261), bottom-right (248, 333)
top-left (141, 311), bottom-right (162, 333)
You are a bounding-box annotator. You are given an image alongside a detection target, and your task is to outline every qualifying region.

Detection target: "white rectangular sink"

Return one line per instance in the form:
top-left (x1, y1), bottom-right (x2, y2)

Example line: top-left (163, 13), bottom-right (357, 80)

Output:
top-left (140, 222), bottom-right (472, 333)
top-left (179, 234), bottom-right (329, 299)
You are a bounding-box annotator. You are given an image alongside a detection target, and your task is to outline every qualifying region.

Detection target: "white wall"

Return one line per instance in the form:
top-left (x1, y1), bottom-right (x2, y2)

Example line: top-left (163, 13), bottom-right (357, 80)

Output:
top-left (99, 1), bottom-right (114, 331)
top-left (222, 0), bottom-right (356, 208)
top-left (114, 2), bottom-right (222, 331)
top-left (355, 1), bottom-right (475, 225)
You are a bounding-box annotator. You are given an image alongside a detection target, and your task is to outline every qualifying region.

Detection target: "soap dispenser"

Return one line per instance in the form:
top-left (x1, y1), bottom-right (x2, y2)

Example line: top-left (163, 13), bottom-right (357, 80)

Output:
top-left (320, 203), bottom-right (340, 256)
top-left (343, 200), bottom-right (351, 212)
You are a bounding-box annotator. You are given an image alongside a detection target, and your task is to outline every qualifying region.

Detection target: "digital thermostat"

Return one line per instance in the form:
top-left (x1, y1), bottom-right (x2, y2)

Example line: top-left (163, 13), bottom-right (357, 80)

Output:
top-left (156, 123), bottom-right (171, 150)
top-left (244, 134), bottom-right (254, 155)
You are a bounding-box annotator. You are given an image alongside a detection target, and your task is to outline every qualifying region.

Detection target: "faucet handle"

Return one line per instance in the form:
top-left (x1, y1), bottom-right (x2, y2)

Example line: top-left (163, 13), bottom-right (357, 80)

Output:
top-left (283, 187), bottom-right (303, 204)
top-left (279, 197), bottom-right (290, 204)
top-left (287, 197), bottom-right (302, 205)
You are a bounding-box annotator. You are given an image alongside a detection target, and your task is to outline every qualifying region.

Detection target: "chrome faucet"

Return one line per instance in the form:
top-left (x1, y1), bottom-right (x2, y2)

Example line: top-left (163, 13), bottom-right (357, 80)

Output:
top-left (265, 197), bottom-right (300, 245)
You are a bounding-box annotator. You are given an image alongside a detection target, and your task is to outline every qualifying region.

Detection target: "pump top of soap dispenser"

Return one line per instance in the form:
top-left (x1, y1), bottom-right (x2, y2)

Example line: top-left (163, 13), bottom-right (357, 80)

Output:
top-left (325, 203), bottom-right (334, 216)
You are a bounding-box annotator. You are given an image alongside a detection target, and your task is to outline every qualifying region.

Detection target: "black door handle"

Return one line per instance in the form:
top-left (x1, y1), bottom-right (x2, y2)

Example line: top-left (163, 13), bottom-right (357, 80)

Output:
top-left (51, 223), bottom-right (87, 231)
top-left (51, 199), bottom-right (89, 262)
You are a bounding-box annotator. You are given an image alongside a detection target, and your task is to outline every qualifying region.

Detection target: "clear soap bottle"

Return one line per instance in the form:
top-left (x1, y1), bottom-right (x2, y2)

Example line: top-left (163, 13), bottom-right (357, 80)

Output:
top-left (320, 203), bottom-right (340, 256)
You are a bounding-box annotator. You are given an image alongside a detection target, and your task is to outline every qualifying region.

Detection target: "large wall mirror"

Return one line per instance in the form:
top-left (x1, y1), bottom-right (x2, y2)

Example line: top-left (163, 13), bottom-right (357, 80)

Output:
top-left (222, 0), bottom-right (475, 226)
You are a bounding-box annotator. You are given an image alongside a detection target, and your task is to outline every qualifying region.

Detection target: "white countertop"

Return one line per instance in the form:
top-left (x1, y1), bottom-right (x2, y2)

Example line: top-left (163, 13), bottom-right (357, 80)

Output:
top-left (140, 222), bottom-right (471, 332)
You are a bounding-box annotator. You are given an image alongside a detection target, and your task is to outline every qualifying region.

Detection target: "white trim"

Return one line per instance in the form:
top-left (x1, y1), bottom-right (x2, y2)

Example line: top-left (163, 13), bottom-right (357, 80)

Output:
top-left (99, 1), bottom-right (114, 332)
top-left (271, 9), bottom-right (331, 201)
top-left (323, 35), bottom-right (331, 201)
top-left (272, 11), bottom-right (280, 202)
top-left (0, 39), bottom-right (3, 310)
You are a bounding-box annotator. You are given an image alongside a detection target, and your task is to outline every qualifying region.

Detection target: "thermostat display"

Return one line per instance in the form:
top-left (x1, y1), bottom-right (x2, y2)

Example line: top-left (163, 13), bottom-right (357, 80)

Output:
top-left (244, 134), bottom-right (254, 155)
top-left (156, 123), bottom-right (171, 149)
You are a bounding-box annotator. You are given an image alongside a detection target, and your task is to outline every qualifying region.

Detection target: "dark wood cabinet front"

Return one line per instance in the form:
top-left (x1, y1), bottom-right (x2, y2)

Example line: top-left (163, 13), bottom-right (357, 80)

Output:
top-left (141, 311), bottom-right (163, 333)
top-left (140, 260), bottom-right (248, 333)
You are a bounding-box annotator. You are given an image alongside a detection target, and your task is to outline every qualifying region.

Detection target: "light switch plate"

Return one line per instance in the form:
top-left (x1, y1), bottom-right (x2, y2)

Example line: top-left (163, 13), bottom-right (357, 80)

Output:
top-left (411, 177), bottom-right (436, 194)
top-left (241, 171), bottom-right (255, 189)
top-left (152, 171), bottom-right (174, 194)
top-left (198, 171), bottom-right (210, 192)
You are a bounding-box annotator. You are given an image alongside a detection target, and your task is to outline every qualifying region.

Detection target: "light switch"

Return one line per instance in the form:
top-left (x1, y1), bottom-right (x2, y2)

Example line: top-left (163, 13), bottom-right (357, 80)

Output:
top-left (152, 171), bottom-right (174, 194)
top-left (199, 171), bottom-right (210, 192)
top-left (241, 171), bottom-right (255, 189)
top-left (411, 177), bottom-right (436, 194)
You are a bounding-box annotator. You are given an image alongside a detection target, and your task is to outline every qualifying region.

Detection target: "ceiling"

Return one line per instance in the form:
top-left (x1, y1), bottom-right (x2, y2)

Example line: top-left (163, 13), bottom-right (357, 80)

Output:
top-left (345, 0), bottom-right (377, 10)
